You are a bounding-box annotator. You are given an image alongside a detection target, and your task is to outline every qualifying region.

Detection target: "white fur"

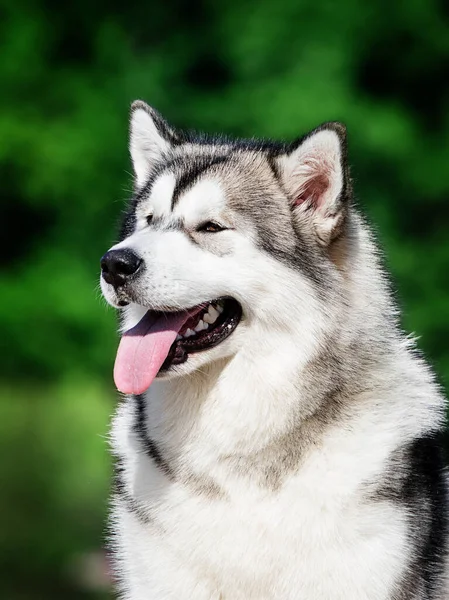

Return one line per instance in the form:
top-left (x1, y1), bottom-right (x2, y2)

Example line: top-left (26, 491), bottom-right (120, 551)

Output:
top-left (130, 107), bottom-right (171, 188)
top-left (102, 120), bottom-right (448, 598)
top-left (110, 343), bottom-right (443, 599)
top-left (174, 179), bottom-right (226, 227)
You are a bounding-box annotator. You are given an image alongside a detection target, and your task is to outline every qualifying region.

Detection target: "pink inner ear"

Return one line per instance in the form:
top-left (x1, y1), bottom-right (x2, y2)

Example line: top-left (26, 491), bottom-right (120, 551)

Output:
top-left (294, 172), bottom-right (329, 209)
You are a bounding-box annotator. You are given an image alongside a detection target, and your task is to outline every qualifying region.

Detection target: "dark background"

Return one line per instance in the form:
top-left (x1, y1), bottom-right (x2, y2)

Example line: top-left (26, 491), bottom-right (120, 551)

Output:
top-left (1, 0), bottom-right (449, 597)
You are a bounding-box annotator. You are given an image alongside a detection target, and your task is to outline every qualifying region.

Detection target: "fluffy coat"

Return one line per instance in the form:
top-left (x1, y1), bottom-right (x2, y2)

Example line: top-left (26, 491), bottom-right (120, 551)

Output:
top-left (100, 101), bottom-right (449, 599)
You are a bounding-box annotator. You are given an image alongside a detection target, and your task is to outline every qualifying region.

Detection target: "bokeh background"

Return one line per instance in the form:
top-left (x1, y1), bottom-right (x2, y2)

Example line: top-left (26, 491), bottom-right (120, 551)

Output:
top-left (2, 0), bottom-right (449, 597)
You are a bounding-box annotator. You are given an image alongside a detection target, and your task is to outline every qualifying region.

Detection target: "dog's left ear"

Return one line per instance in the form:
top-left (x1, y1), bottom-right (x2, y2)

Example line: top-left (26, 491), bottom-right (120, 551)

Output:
top-left (129, 101), bottom-right (180, 188)
top-left (276, 122), bottom-right (350, 245)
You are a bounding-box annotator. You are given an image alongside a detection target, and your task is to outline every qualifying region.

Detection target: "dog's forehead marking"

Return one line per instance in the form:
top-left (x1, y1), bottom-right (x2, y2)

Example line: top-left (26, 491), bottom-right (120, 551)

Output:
top-left (147, 172), bottom-right (176, 217)
top-left (173, 178), bottom-right (226, 225)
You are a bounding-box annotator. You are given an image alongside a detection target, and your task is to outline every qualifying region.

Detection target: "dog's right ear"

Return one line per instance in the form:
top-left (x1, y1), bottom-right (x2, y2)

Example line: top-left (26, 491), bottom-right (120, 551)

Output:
top-left (129, 101), bottom-right (179, 188)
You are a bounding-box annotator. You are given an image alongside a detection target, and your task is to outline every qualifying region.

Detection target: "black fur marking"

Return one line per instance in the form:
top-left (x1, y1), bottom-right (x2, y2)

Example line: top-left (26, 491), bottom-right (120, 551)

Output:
top-left (266, 152), bottom-right (282, 180)
top-left (373, 432), bottom-right (449, 599)
top-left (171, 129), bottom-right (287, 154)
top-left (118, 202), bottom-right (138, 242)
top-left (113, 455), bottom-right (127, 495)
top-left (171, 154), bottom-right (230, 208)
top-left (405, 433), bottom-right (448, 598)
top-left (113, 455), bottom-right (153, 524)
top-left (133, 394), bottom-right (175, 479)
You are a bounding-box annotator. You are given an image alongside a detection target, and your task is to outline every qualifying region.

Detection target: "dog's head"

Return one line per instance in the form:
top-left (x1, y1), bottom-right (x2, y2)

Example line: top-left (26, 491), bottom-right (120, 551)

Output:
top-left (101, 101), bottom-right (351, 394)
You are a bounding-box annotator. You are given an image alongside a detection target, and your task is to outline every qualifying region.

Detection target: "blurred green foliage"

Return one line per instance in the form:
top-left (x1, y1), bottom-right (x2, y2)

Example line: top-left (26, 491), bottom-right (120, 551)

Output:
top-left (1, 0), bottom-right (448, 597)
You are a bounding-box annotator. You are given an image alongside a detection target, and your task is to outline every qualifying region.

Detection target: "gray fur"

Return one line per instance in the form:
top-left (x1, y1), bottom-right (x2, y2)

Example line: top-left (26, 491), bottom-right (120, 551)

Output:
top-left (101, 102), bottom-right (449, 600)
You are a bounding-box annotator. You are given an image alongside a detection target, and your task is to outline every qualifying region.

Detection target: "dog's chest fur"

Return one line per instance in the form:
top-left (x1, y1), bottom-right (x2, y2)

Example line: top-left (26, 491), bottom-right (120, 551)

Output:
top-left (111, 354), bottom-right (444, 599)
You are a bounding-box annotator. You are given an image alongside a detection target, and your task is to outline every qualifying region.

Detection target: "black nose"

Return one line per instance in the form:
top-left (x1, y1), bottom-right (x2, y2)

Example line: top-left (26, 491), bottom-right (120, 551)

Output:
top-left (100, 249), bottom-right (143, 288)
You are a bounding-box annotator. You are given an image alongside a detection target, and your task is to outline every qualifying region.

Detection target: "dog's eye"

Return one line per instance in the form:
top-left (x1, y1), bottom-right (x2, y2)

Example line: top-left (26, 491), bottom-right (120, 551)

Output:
top-left (197, 221), bottom-right (225, 233)
top-left (146, 214), bottom-right (153, 225)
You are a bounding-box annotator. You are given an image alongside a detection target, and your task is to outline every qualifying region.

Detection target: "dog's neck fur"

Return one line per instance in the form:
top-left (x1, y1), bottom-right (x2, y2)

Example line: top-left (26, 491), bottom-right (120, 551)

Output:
top-left (141, 213), bottom-right (419, 468)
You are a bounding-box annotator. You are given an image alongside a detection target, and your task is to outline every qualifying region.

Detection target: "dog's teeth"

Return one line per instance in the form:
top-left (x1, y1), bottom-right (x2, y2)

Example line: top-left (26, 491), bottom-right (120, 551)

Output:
top-left (216, 304), bottom-right (224, 314)
top-left (176, 334), bottom-right (182, 341)
top-left (194, 320), bottom-right (205, 332)
top-left (185, 328), bottom-right (195, 338)
top-left (207, 305), bottom-right (220, 323)
top-left (203, 303), bottom-right (221, 324)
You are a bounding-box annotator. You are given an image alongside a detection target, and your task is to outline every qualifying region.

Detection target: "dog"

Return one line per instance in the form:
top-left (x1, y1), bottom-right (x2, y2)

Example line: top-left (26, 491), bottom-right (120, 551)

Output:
top-left (100, 100), bottom-right (449, 599)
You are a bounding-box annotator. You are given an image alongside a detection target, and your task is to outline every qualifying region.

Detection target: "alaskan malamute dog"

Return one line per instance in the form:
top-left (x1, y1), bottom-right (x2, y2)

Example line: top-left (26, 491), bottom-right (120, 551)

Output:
top-left (100, 101), bottom-right (449, 599)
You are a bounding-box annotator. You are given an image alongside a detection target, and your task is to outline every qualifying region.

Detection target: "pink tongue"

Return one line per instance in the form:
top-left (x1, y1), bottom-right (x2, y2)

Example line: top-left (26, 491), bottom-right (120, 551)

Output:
top-left (113, 311), bottom-right (190, 395)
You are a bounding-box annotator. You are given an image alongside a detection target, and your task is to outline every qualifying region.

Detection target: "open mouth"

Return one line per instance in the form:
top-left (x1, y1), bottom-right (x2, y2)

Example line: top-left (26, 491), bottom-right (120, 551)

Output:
top-left (163, 297), bottom-right (242, 368)
top-left (113, 297), bottom-right (242, 395)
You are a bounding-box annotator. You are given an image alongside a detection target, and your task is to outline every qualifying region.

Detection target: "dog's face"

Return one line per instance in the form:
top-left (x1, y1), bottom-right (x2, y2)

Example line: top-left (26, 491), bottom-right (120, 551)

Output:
top-left (101, 101), bottom-right (350, 394)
